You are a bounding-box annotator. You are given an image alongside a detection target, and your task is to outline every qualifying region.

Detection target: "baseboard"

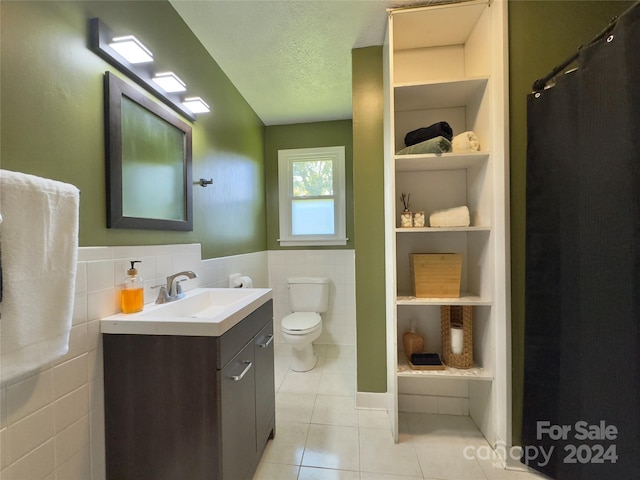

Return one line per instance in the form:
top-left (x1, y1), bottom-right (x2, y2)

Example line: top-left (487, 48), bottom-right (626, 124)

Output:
top-left (355, 391), bottom-right (388, 410)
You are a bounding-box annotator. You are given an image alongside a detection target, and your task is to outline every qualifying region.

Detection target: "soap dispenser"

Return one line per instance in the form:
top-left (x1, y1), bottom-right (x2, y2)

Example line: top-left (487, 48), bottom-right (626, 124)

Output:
top-left (121, 260), bottom-right (144, 314)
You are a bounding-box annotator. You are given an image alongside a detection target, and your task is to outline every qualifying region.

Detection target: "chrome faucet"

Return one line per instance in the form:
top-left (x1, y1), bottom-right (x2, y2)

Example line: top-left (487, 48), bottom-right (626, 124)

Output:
top-left (155, 270), bottom-right (198, 304)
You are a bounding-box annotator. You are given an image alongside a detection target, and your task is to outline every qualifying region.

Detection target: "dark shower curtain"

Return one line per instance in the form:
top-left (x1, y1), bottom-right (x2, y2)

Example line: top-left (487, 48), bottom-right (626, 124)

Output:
top-left (522, 3), bottom-right (640, 479)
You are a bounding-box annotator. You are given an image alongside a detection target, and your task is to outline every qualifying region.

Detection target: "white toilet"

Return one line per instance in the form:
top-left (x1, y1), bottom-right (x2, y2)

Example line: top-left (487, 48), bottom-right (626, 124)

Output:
top-left (281, 277), bottom-right (330, 372)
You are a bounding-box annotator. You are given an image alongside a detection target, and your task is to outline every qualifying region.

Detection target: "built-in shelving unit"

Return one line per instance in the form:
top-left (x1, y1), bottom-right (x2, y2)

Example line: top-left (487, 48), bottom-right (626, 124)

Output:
top-left (383, 0), bottom-right (510, 451)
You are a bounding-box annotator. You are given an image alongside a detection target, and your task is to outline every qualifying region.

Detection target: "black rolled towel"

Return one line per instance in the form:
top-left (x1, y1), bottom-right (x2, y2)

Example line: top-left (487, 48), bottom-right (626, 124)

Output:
top-left (404, 122), bottom-right (453, 146)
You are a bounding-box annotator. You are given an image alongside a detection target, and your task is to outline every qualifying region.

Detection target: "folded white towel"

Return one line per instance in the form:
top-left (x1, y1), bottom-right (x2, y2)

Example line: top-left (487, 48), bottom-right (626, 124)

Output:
top-left (429, 206), bottom-right (471, 227)
top-left (452, 131), bottom-right (480, 152)
top-left (0, 169), bottom-right (80, 384)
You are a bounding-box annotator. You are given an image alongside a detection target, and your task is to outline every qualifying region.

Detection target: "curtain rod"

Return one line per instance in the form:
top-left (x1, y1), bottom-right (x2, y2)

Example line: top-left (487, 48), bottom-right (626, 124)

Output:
top-left (531, 1), bottom-right (639, 92)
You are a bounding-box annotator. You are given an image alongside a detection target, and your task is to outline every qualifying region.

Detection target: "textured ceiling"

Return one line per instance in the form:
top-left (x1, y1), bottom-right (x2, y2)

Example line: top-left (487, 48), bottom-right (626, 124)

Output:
top-left (170, 0), bottom-right (432, 126)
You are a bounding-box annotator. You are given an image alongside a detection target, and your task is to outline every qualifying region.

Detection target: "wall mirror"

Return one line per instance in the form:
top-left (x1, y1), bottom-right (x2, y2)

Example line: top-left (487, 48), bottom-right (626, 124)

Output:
top-left (105, 72), bottom-right (193, 231)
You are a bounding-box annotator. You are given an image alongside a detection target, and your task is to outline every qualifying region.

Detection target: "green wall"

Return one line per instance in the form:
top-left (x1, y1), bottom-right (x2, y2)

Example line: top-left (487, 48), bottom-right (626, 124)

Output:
top-left (352, 46), bottom-right (387, 392)
top-left (508, 0), bottom-right (634, 444)
top-left (264, 120), bottom-right (354, 250)
top-left (0, 0), bottom-right (266, 259)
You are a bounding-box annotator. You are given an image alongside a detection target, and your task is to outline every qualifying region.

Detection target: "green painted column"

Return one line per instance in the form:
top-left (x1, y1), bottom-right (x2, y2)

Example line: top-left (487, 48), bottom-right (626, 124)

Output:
top-left (352, 46), bottom-right (386, 392)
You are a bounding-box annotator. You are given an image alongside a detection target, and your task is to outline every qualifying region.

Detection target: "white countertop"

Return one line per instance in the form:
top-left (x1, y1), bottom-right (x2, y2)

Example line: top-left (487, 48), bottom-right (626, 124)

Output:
top-left (101, 287), bottom-right (272, 337)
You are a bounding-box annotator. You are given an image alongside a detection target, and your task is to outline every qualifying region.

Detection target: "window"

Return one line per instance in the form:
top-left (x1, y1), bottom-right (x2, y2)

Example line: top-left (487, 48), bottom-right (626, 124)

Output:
top-left (278, 146), bottom-right (347, 246)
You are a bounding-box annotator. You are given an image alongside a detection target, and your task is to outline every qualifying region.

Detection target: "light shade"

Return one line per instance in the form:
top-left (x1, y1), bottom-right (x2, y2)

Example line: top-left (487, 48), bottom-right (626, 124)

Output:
top-left (108, 35), bottom-right (153, 64)
top-left (152, 72), bottom-right (187, 93)
top-left (183, 97), bottom-right (210, 114)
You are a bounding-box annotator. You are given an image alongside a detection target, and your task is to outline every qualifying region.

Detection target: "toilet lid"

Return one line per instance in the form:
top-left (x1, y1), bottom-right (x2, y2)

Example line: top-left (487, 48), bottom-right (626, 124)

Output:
top-left (282, 312), bottom-right (321, 331)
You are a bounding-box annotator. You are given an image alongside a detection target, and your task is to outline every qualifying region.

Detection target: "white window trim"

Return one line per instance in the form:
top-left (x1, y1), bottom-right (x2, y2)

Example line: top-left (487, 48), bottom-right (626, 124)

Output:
top-left (278, 146), bottom-right (347, 247)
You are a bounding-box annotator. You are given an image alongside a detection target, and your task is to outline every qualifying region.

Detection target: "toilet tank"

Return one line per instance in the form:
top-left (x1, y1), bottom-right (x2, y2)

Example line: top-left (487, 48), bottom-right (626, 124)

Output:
top-left (287, 277), bottom-right (330, 313)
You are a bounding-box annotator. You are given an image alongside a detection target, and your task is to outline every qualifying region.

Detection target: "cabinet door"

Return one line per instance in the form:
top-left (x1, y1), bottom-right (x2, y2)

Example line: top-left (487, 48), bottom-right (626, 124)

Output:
top-left (221, 340), bottom-right (256, 480)
top-left (255, 321), bottom-right (275, 448)
top-left (103, 334), bottom-right (219, 480)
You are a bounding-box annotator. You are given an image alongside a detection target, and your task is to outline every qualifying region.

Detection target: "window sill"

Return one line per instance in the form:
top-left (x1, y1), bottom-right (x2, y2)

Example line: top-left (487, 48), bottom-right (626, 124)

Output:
top-left (278, 237), bottom-right (348, 247)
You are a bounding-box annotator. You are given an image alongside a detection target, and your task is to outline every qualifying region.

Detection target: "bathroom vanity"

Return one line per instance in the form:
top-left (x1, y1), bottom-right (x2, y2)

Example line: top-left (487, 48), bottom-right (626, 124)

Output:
top-left (101, 292), bottom-right (274, 480)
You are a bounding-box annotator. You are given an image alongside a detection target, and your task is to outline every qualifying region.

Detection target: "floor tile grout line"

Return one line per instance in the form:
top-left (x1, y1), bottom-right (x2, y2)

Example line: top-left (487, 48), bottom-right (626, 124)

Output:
top-left (297, 405), bottom-right (313, 478)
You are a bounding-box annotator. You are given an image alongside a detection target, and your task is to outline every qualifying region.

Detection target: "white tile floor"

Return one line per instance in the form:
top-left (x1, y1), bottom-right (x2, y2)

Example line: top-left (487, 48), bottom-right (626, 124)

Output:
top-left (253, 344), bottom-right (549, 480)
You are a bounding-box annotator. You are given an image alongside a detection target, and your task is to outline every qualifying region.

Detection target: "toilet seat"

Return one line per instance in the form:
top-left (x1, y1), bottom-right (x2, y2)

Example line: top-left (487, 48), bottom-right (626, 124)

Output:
top-left (282, 312), bottom-right (321, 334)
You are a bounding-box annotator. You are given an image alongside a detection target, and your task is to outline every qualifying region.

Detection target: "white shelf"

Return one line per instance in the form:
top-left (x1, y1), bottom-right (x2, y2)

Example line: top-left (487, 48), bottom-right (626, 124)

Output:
top-left (396, 226), bottom-right (490, 233)
top-left (395, 152), bottom-right (489, 172)
top-left (397, 355), bottom-right (493, 381)
top-left (394, 77), bottom-right (489, 111)
top-left (396, 293), bottom-right (492, 306)
top-left (391, 0), bottom-right (488, 51)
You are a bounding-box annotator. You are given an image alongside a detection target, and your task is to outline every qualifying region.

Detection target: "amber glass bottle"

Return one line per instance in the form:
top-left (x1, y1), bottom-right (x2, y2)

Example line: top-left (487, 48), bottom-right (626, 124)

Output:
top-left (121, 260), bottom-right (144, 313)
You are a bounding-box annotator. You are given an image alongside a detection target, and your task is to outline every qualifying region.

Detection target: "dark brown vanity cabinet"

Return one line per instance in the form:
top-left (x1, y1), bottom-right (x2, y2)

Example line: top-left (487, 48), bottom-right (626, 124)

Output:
top-left (220, 321), bottom-right (276, 480)
top-left (103, 300), bottom-right (275, 480)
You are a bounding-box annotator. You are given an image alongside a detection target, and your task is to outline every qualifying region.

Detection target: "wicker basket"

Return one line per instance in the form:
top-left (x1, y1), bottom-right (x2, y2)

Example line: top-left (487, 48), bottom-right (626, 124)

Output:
top-left (440, 305), bottom-right (473, 368)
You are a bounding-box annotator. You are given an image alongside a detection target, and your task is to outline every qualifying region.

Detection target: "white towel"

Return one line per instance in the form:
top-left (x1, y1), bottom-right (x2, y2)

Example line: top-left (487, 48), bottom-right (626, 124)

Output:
top-left (429, 206), bottom-right (471, 227)
top-left (0, 170), bottom-right (80, 384)
top-left (452, 131), bottom-right (480, 152)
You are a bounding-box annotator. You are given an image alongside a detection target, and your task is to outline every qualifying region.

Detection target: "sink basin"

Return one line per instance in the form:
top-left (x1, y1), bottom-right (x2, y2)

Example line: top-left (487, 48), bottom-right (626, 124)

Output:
top-left (101, 287), bottom-right (272, 337)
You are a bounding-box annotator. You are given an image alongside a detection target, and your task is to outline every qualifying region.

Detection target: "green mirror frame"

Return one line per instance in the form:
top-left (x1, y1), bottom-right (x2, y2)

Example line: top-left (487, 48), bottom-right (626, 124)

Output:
top-left (105, 72), bottom-right (193, 231)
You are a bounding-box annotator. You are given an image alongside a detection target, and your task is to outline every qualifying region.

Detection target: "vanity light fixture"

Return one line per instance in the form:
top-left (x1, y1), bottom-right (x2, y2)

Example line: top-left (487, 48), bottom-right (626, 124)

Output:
top-left (152, 72), bottom-right (186, 93)
top-left (108, 35), bottom-right (153, 64)
top-left (89, 18), bottom-right (196, 121)
top-left (183, 97), bottom-right (210, 114)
